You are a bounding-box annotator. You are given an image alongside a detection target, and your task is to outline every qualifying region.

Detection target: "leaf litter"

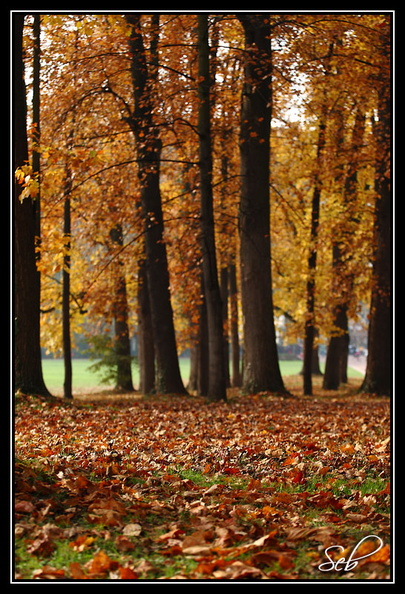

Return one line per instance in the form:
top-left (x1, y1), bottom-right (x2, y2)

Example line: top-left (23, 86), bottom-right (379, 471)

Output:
top-left (14, 386), bottom-right (391, 581)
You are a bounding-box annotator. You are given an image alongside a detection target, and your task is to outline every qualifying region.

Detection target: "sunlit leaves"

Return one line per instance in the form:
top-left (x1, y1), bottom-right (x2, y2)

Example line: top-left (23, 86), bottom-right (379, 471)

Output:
top-left (21, 13), bottom-right (390, 364)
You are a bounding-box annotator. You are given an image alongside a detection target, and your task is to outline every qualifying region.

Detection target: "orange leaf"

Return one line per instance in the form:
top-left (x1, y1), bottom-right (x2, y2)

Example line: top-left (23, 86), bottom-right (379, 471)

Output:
top-left (283, 454), bottom-right (299, 466)
top-left (369, 544), bottom-right (390, 563)
top-left (69, 535), bottom-right (96, 551)
top-left (119, 566), bottom-right (138, 579)
top-left (86, 551), bottom-right (119, 576)
top-left (69, 562), bottom-right (88, 580)
top-left (32, 566), bottom-right (66, 580)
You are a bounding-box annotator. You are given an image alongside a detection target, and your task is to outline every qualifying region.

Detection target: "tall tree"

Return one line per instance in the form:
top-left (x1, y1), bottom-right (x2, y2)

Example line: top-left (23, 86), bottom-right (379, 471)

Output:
top-left (237, 15), bottom-right (286, 395)
top-left (323, 107), bottom-right (366, 389)
top-left (125, 14), bottom-right (187, 394)
top-left (228, 260), bottom-right (242, 387)
top-left (361, 17), bottom-right (391, 396)
top-left (197, 14), bottom-right (227, 401)
top-left (302, 40), bottom-right (334, 396)
top-left (14, 13), bottom-right (51, 397)
top-left (137, 258), bottom-right (155, 393)
top-left (62, 158), bottom-right (73, 399)
top-left (110, 223), bottom-right (135, 392)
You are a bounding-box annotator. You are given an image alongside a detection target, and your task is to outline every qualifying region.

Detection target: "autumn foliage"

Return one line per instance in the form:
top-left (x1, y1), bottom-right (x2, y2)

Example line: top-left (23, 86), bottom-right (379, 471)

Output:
top-left (13, 11), bottom-right (392, 583)
top-left (14, 12), bottom-right (392, 396)
top-left (15, 384), bottom-right (390, 581)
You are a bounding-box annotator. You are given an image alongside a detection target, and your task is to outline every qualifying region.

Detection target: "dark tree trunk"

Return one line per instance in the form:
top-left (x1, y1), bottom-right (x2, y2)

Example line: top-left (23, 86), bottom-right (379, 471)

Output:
top-left (137, 259), bottom-right (155, 393)
top-left (13, 13), bottom-right (50, 397)
top-left (361, 24), bottom-right (391, 396)
top-left (32, 14), bottom-right (41, 255)
top-left (237, 15), bottom-right (286, 395)
top-left (188, 345), bottom-right (198, 392)
top-left (198, 14), bottom-right (227, 401)
top-left (126, 14), bottom-right (187, 395)
top-left (197, 285), bottom-right (209, 397)
top-left (110, 224), bottom-right (134, 392)
top-left (220, 266), bottom-right (231, 388)
top-left (323, 305), bottom-right (349, 390)
top-left (303, 42), bottom-right (334, 395)
top-left (324, 108), bottom-right (365, 390)
top-left (62, 178), bottom-right (73, 399)
top-left (229, 261), bottom-right (242, 388)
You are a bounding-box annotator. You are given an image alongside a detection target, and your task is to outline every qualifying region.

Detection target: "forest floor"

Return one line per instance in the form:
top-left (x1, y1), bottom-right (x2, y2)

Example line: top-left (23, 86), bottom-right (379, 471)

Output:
top-left (14, 376), bottom-right (392, 583)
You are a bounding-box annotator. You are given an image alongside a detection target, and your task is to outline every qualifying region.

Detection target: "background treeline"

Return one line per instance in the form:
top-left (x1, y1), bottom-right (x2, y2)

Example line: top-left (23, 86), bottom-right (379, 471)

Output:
top-left (14, 12), bottom-right (392, 400)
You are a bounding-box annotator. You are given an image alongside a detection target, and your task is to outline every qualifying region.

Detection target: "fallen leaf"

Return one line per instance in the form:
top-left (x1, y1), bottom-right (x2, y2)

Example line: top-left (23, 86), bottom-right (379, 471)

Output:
top-left (118, 566), bottom-right (138, 579)
top-left (123, 523), bottom-right (142, 537)
top-left (86, 551), bottom-right (119, 577)
top-left (116, 535), bottom-right (136, 552)
top-left (32, 566), bottom-right (66, 580)
top-left (69, 534), bottom-right (96, 551)
top-left (69, 562), bottom-right (88, 579)
top-left (15, 500), bottom-right (35, 514)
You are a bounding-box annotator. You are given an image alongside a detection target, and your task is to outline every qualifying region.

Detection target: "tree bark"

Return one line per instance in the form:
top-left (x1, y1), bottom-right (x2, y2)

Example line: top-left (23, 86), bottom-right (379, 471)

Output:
top-left (126, 14), bottom-right (187, 395)
top-left (32, 14), bottom-right (41, 255)
top-left (220, 266), bottom-right (231, 388)
top-left (229, 261), bottom-right (242, 387)
top-left (13, 13), bottom-right (50, 397)
top-left (62, 175), bottom-right (73, 399)
top-left (302, 41), bottom-right (334, 396)
top-left (198, 14), bottom-right (227, 401)
top-left (323, 108), bottom-right (365, 390)
top-left (197, 277), bottom-right (209, 397)
top-left (361, 22), bottom-right (391, 396)
top-left (237, 15), bottom-right (286, 395)
top-left (137, 259), bottom-right (155, 393)
top-left (110, 224), bottom-right (134, 392)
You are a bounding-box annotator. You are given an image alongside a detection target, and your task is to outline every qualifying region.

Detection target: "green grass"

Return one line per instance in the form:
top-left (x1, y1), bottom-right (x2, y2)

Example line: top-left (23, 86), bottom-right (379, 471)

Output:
top-left (41, 357), bottom-right (363, 393)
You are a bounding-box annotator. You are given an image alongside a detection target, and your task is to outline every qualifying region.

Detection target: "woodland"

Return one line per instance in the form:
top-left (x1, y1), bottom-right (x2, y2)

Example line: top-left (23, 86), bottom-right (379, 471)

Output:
top-left (13, 12), bottom-right (392, 582)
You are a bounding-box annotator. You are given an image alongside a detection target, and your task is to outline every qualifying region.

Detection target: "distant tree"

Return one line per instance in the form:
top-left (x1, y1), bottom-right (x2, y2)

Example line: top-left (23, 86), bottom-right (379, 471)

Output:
top-left (110, 223), bottom-right (135, 392)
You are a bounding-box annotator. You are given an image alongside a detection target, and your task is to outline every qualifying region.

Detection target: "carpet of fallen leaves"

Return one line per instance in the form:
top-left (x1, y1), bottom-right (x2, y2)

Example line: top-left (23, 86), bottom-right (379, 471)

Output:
top-left (14, 382), bottom-right (391, 582)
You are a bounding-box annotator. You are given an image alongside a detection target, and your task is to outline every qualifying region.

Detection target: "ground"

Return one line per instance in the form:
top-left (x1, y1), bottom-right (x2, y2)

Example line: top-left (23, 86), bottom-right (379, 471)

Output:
top-left (14, 376), bottom-right (391, 582)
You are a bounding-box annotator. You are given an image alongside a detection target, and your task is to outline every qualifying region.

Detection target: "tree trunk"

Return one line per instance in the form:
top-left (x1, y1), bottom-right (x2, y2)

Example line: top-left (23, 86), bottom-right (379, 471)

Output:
top-left (13, 13), bottom-right (50, 397)
top-left (32, 14), bottom-right (41, 256)
top-left (198, 14), bottom-right (227, 401)
top-left (197, 285), bottom-right (209, 397)
top-left (62, 178), bottom-right (73, 399)
top-left (361, 23), bottom-right (391, 396)
top-left (220, 266), bottom-right (230, 388)
top-left (303, 42), bottom-right (335, 396)
top-left (137, 259), bottom-right (155, 393)
top-left (323, 305), bottom-right (349, 390)
top-left (110, 224), bottom-right (134, 392)
top-left (323, 107), bottom-right (365, 390)
top-left (126, 14), bottom-right (187, 395)
top-left (237, 15), bottom-right (286, 395)
top-left (229, 261), bottom-right (242, 388)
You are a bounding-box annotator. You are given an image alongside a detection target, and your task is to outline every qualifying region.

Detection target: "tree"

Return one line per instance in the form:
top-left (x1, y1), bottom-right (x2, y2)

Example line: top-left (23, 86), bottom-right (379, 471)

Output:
top-left (197, 14), bottom-right (227, 401)
top-left (237, 14), bottom-right (286, 395)
top-left (110, 223), bottom-right (135, 392)
top-left (302, 40), bottom-right (334, 396)
top-left (14, 13), bottom-right (51, 397)
top-left (323, 107), bottom-right (366, 389)
top-left (21, 13), bottom-right (391, 400)
top-left (361, 16), bottom-right (391, 396)
top-left (62, 157), bottom-right (73, 399)
top-left (125, 14), bottom-right (187, 395)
